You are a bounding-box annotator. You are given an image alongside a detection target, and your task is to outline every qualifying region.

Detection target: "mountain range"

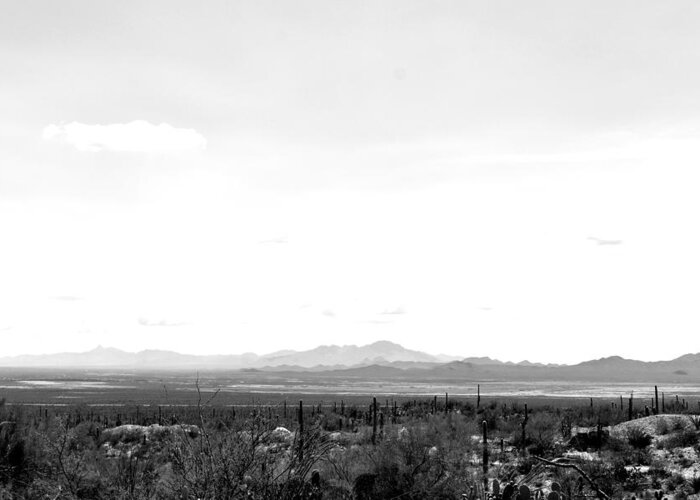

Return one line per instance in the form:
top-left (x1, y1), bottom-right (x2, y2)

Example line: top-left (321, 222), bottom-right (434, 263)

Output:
top-left (1, 341), bottom-right (699, 383)
top-left (0, 341), bottom-right (458, 369)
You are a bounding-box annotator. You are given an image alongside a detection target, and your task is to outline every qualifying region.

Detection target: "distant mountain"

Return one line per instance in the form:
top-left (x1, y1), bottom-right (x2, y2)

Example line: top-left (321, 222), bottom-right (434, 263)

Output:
top-left (259, 341), bottom-right (451, 367)
top-left (0, 341), bottom-right (459, 370)
top-left (0, 345), bottom-right (261, 369)
top-left (461, 356), bottom-right (504, 366)
top-left (3, 344), bottom-right (700, 382)
top-left (0, 345), bottom-right (135, 368)
top-left (458, 357), bottom-right (557, 368)
top-left (309, 354), bottom-right (700, 383)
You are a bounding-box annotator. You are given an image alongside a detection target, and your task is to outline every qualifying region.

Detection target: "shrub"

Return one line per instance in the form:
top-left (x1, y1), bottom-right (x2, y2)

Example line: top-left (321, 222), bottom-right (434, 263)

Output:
top-left (626, 426), bottom-right (653, 449)
top-left (656, 418), bottom-right (669, 435)
top-left (525, 412), bottom-right (561, 456)
top-left (578, 459), bottom-right (623, 498)
top-left (658, 429), bottom-right (699, 449)
top-left (672, 417), bottom-right (687, 432)
top-left (691, 474), bottom-right (700, 494)
top-left (689, 415), bottom-right (700, 430)
top-left (667, 472), bottom-right (690, 493)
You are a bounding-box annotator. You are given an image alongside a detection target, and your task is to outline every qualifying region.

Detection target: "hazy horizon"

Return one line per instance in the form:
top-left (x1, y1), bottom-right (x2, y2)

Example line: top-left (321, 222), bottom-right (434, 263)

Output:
top-left (1, 339), bottom-right (699, 368)
top-left (3, 1), bottom-right (700, 364)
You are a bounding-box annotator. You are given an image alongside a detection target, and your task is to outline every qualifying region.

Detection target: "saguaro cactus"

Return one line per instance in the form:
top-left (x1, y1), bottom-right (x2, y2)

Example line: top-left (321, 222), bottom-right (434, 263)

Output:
top-left (628, 397), bottom-right (633, 421)
top-left (298, 400), bottom-right (304, 460)
top-left (655, 385), bottom-right (659, 415)
top-left (482, 420), bottom-right (489, 476)
top-left (521, 404), bottom-right (529, 454)
top-left (372, 397), bottom-right (378, 445)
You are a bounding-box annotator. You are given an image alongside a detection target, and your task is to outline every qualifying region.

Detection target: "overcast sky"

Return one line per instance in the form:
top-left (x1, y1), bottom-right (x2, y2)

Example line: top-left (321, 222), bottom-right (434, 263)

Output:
top-left (2, 1), bottom-right (700, 363)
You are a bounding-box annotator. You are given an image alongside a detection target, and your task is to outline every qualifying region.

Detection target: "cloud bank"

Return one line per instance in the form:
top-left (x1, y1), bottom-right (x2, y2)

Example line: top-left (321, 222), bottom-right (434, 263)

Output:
top-left (42, 120), bottom-right (207, 152)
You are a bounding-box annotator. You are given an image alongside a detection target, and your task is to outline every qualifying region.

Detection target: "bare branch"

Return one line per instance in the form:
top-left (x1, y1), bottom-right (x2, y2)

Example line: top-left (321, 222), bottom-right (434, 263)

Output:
top-left (531, 456), bottom-right (611, 500)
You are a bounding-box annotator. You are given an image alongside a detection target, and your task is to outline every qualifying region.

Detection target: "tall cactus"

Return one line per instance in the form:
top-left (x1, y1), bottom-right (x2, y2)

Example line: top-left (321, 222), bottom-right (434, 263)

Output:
top-left (482, 420), bottom-right (488, 475)
top-left (628, 397), bottom-right (633, 421)
top-left (298, 400), bottom-right (304, 461)
top-left (521, 404), bottom-right (529, 454)
top-left (655, 385), bottom-right (659, 415)
top-left (372, 397), bottom-right (377, 445)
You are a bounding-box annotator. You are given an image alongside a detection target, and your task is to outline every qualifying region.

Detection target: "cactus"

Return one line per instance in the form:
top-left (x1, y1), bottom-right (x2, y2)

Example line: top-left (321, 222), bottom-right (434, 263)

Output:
top-left (655, 385), bottom-right (659, 415)
top-left (372, 397), bottom-right (377, 445)
top-left (298, 400), bottom-right (304, 460)
top-left (310, 469), bottom-right (320, 488)
top-left (547, 493), bottom-right (560, 500)
top-left (628, 397), bottom-right (633, 421)
top-left (517, 485), bottom-right (531, 500)
top-left (502, 483), bottom-right (516, 500)
top-left (492, 479), bottom-right (500, 497)
top-left (482, 420), bottom-right (488, 474)
top-left (521, 404), bottom-right (529, 454)
top-left (550, 482), bottom-right (561, 493)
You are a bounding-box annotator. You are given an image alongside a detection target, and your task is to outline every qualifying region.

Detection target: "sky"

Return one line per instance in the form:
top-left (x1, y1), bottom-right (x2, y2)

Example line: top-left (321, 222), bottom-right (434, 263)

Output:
top-left (2, 1), bottom-right (700, 363)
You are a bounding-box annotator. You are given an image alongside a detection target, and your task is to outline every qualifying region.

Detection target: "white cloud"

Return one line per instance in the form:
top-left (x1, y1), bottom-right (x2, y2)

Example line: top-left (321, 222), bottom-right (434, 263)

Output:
top-left (42, 120), bottom-right (206, 152)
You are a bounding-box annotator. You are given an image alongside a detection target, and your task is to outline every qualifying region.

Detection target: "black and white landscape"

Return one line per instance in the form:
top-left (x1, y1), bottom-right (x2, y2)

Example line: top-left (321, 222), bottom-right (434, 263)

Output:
top-left (3, 1), bottom-right (700, 498)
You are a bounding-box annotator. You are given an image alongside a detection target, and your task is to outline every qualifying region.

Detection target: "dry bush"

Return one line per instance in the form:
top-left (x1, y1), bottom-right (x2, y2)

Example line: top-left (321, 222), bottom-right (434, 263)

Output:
top-left (626, 426), bottom-right (653, 449)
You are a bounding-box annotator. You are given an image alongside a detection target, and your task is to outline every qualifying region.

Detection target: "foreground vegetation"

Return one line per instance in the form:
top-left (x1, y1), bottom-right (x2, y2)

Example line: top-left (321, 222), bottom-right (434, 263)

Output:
top-left (2, 388), bottom-right (700, 499)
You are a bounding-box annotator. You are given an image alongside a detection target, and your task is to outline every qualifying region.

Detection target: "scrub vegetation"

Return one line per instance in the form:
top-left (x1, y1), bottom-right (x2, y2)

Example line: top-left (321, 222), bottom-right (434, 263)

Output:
top-left (1, 383), bottom-right (700, 498)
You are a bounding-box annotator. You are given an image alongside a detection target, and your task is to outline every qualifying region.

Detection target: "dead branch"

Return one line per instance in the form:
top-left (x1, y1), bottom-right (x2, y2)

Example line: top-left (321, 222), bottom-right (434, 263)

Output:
top-left (531, 456), bottom-right (610, 500)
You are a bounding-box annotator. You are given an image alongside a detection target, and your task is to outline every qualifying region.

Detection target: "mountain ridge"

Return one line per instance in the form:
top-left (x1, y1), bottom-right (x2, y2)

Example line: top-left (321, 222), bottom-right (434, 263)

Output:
top-left (1, 343), bottom-right (699, 384)
top-left (0, 341), bottom-right (459, 369)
